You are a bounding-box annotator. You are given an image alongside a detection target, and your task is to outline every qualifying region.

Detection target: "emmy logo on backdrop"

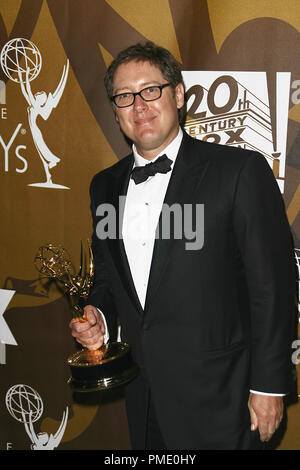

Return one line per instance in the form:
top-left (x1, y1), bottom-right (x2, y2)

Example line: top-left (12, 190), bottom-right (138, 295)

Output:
top-left (5, 384), bottom-right (68, 450)
top-left (0, 38), bottom-right (69, 189)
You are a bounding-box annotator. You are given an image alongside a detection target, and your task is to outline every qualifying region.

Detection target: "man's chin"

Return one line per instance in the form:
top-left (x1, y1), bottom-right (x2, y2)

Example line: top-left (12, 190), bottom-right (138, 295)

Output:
top-left (135, 134), bottom-right (161, 152)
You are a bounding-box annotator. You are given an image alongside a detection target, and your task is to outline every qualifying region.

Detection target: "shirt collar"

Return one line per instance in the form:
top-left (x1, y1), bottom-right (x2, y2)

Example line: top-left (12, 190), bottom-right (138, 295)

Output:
top-left (132, 127), bottom-right (183, 168)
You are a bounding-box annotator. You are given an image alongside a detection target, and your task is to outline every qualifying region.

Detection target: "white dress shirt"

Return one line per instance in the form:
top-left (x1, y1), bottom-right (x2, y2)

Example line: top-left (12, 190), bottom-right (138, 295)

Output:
top-left (122, 128), bottom-right (183, 308)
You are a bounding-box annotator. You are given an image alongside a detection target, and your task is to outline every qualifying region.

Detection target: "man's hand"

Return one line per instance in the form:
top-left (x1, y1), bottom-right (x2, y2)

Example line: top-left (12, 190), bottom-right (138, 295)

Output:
top-left (69, 305), bottom-right (106, 350)
top-left (248, 392), bottom-right (284, 442)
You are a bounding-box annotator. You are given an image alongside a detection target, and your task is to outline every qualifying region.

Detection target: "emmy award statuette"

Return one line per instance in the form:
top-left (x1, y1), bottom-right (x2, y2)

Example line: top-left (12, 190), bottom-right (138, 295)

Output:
top-left (34, 243), bottom-right (139, 392)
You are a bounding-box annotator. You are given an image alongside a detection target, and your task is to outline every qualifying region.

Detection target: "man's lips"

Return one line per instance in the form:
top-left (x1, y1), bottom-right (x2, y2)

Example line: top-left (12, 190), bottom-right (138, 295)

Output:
top-left (134, 116), bottom-right (156, 126)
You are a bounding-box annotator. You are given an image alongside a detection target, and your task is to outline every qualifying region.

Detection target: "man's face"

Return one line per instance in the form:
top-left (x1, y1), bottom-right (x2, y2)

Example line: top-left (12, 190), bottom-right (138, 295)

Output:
top-left (112, 60), bottom-right (185, 160)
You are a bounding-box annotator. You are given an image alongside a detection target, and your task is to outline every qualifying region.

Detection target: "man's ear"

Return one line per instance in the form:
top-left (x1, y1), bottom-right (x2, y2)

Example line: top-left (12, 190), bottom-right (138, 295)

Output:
top-left (175, 83), bottom-right (185, 109)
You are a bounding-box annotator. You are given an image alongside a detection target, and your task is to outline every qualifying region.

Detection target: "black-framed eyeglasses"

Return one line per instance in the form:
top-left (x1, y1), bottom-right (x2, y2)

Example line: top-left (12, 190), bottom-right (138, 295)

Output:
top-left (111, 83), bottom-right (171, 108)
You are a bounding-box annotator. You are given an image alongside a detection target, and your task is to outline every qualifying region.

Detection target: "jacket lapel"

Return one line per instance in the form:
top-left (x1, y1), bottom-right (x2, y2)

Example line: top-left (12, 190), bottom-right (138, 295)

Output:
top-left (106, 156), bottom-right (144, 315)
top-left (144, 133), bottom-right (210, 312)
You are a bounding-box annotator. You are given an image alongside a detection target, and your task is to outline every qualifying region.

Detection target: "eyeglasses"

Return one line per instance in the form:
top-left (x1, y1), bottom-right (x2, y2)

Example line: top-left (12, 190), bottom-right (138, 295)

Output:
top-left (111, 83), bottom-right (171, 108)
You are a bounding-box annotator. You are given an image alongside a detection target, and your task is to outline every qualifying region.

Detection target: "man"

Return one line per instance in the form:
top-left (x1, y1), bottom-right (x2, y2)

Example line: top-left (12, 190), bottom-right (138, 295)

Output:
top-left (70, 42), bottom-right (296, 450)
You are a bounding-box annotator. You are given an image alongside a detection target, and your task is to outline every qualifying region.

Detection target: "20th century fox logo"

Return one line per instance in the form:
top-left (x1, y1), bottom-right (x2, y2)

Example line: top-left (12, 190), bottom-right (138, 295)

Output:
top-left (182, 71), bottom-right (292, 194)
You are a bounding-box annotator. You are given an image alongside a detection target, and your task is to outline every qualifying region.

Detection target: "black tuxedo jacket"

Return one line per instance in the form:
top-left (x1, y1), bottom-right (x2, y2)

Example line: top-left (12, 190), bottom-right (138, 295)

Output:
top-left (88, 131), bottom-right (296, 449)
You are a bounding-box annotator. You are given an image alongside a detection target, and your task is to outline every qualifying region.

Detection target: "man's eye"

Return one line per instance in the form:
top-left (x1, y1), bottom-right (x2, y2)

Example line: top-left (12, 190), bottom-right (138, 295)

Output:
top-left (120, 93), bottom-right (131, 99)
top-left (145, 87), bottom-right (156, 94)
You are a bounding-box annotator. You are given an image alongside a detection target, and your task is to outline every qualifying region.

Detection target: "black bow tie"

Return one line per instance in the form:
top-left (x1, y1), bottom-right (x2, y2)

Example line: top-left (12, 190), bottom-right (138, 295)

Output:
top-left (131, 154), bottom-right (173, 184)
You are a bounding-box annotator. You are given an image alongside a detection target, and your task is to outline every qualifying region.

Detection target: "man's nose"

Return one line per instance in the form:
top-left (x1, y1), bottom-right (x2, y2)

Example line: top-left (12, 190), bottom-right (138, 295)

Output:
top-left (133, 94), bottom-right (148, 111)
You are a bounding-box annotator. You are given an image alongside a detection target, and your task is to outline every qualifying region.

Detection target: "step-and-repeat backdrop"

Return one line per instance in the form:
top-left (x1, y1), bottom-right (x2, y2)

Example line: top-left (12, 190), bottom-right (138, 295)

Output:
top-left (1, 0), bottom-right (300, 450)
